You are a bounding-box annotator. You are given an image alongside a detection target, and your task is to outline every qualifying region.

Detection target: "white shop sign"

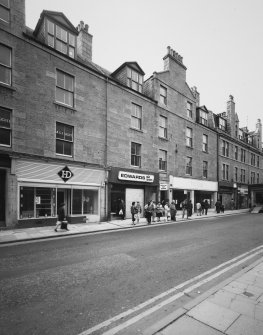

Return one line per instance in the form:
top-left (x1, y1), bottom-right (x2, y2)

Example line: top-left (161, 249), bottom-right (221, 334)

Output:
top-left (160, 184), bottom-right (168, 190)
top-left (118, 171), bottom-right (154, 183)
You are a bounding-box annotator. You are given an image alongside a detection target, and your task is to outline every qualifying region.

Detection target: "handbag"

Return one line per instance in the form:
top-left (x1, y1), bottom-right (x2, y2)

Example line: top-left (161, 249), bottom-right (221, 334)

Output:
top-left (61, 220), bottom-right (68, 230)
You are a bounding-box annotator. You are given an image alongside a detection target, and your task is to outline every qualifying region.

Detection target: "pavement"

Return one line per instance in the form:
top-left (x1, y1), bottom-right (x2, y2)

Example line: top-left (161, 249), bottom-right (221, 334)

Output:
top-left (1, 208), bottom-right (263, 335)
top-left (0, 208), bottom-right (249, 245)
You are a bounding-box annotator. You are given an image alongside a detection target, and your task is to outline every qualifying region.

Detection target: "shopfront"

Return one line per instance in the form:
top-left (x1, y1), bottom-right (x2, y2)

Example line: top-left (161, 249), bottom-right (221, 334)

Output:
top-left (169, 176), bottom-right (218, 210)
top-left (16, 159), bottom-right (106, 225)
top-left (218, 181), bottom-right (248, 209)
top-left (108, 168), bottom-right (159, 219)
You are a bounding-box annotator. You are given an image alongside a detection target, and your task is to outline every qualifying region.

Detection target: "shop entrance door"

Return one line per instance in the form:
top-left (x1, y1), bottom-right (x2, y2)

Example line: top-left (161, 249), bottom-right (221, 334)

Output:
top-left (0, 170), bottom-right (5, 226)
top-left (57, 189), bottom-right (71, 216)
top-left (125, 188), bottom-right (144, 219)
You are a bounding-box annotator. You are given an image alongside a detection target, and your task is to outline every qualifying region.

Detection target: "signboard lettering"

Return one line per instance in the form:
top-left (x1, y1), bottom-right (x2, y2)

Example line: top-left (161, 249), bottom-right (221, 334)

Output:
top-left (118, 171), bottom-right (154, 183)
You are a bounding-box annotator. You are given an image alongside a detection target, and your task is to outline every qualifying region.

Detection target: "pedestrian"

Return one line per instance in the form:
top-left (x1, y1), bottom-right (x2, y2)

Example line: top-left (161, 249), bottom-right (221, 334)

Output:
top-left (152, 201), bottom-right (157, 222)
top-left (215, 199), bottom-right (221, 214)
top-left (230, 198), bottom-right (235, 210)
top-left (156, 202), bottom-right (163, 222)
top-left (135, 201), bottom-right (142, 224)
top-left (130, 201), bottom-right (137, 225)
top-left (170, 200), bottom-right (177, 221)
top-left (164, 201), bottom-right (170, 222)
top-left (182, 199), bottom-right (188, 219)
top-left (201, 200), bottom-right (205, 215)
top-left (196, 202), bottom-right (202, 216)
top-left (119, 199), bottom-right (125, 220)
top-left (204, 200), bottom-right (209, 215)
top-left (55, 202), bottom-right (68, 232)
top-left (187, 200), bottom-right (193, 218)
top-left (144, 200), bottom-right (153, 224)
top-left (220, 203), bottom-right (225, 213)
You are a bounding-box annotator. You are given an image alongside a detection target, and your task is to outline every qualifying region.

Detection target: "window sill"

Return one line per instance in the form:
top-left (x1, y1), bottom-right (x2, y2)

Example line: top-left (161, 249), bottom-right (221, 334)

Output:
top-left (186, 145), bottom-right (193, 149)
top-left (158, 136), bottom-right (168, 141)
top-left (129, 127), bottom-right (143, 133)
top-left (0, 83), bottom-right (16, 91)
top-left (54, 101), bottom-right (77, 112)
top-left (56, 153), bottom-right (73, 159)
top-left (202, 150), bottom-right (208, 154)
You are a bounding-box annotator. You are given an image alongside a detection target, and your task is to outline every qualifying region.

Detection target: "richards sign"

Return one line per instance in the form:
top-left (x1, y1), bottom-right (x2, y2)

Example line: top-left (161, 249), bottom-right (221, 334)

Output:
top-left (118, 171), bottom-right (154, 183)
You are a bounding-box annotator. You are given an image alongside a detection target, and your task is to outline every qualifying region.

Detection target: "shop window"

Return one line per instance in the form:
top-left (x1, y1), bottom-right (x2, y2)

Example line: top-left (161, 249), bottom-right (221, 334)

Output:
top-left (20, 187), bottom-right (56, 218)
top-left (72, 189), bottom-right (98, 215)
top-left (20, 187), bottom-right (34, 219)
top-left (56, 122), bottom-right (73, 156)
top-left (0, 44), bottom-right (11, 86)
top-left (36, 188), bottom-right (53, 217)
top-left (0, 0), bottom-right (9, 23)
top-left (56, 69), bottom-right (74, 107)
top-left (131, 142), bottom-right (141, 167)
top-left (0, 106), bottom-right (11, 146)
top-left (72, 189), bottom-right (82, 214)
top-left (131, 103), bottom-right (142, 130)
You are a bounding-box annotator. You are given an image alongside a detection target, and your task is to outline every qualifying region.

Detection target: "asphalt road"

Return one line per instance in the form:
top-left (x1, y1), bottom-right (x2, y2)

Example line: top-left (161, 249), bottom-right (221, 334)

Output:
top-left (0, 213), bottom-right (263, 335)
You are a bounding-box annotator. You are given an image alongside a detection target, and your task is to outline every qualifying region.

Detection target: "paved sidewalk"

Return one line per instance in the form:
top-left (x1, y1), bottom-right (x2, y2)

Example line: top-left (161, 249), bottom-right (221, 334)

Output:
top-left (153, 256), bottom-right (263, 335)
top-left (0, 208), bottom-right (248, 244)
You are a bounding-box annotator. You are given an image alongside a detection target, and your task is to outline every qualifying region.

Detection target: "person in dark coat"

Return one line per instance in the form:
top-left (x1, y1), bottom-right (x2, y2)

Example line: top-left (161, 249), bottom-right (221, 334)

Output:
top-left (204, 200), bottom-right (209, 215)
top-left (170, 200), bottom-right (177, 221)
top-left (130, 201), bottom-right (137, 225)
top-left (145, 200), bottom-right (154, 224)
top-left (215, 200), bottom-right (221, 214)
top-left (55, 202), bottom-right (68, 231)
top-left (187, 200), bottom-right (193, 218)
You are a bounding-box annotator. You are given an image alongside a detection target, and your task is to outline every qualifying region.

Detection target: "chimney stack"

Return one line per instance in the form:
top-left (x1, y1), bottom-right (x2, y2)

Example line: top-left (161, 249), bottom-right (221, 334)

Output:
top-left (76, 21), bottom-right (93, 62)
top-left (191, 86), bottom-right (200, 107)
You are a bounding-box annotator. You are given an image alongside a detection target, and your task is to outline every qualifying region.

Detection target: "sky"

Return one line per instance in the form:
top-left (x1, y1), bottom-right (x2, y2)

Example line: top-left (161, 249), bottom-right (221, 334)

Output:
top-left (25, 0), bottom-right (263, 131)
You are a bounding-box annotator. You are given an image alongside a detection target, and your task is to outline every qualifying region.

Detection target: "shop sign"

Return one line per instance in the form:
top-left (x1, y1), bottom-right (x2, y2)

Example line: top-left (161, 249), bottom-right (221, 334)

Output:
top-left (58, 166), bottom-right (74, 182)
top-left (118, 171), bottom-right (154, 183)
top-left (160, 184), bottom-right (168, 190)
top-left (238, 186), bottom-right (248, 195)
top-left (35, 196), bottom-right (41, 204)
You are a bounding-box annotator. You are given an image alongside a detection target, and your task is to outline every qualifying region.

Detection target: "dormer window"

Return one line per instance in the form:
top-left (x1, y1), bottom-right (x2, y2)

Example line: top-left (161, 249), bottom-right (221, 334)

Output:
top-left (199, 110), bottom-right (208, 126)
top-left (127, 68), bottom-right (143, 93)
top-left (47, 19), bottom-right (75, 58)
top-left (219, 117), bottom-right (226, 131)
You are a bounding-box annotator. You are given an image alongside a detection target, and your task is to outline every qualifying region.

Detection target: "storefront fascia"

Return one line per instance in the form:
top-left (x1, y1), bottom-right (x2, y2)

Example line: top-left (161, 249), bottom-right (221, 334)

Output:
top-left (169, 176), bottom-right (218, 206)
top-left (108, 168), bottom-right (159, 219)
top-left (16, 159), bottom-right (106, 224)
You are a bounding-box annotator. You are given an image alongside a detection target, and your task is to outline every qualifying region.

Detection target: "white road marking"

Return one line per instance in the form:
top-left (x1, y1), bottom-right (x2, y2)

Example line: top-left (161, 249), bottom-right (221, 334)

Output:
top-left (78, 245), bottom-right (263, 335)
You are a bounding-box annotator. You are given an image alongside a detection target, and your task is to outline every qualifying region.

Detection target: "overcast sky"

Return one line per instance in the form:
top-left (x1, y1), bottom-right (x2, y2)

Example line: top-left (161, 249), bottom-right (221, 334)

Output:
top-left (25, 0), bottom-right (263, 131)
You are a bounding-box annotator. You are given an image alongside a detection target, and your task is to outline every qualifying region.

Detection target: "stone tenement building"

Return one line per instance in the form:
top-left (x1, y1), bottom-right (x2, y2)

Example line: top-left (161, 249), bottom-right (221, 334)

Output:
top-left (0, 0), bottom-right (262, 227)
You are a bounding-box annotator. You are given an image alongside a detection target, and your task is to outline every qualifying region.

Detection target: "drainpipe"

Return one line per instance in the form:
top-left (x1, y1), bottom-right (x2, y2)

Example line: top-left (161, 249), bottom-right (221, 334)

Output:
top-left (104, 77), bottom-right (109, 221)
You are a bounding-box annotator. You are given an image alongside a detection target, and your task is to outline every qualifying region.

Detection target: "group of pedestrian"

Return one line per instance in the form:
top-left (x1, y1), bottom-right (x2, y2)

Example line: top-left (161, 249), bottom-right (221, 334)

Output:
top-left (142, 200), bottom-right (177, 225)
top-left (196, 200), bottom-right (209, 216)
